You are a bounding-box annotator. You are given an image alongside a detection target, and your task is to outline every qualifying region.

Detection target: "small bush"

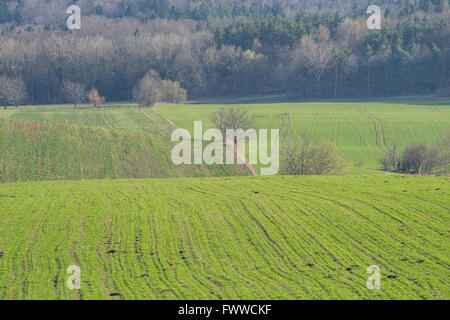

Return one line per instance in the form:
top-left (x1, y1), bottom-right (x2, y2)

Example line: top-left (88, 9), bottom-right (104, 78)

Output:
top-left (379, 140), bottom-right (447, 175)
top-left (401, 144), bottom-right (440, 174)
top-left (281, 134), bottom-right (346, 175)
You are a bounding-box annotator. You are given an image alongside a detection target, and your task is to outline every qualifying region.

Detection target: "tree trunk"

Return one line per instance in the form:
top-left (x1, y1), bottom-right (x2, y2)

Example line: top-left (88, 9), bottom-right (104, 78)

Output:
top-left (441, 58), bottom-right (445, 94)
top-left (315, 75), bottom-right (321, 98)
top-left (333, 65), bottom-right (338, 99)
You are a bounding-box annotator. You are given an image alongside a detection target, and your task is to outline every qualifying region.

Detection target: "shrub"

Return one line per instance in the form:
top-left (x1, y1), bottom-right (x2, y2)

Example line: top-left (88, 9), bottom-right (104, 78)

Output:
top-left (401, 144), bottom-right (440, 174)
top-left (281, 134), bottom-right (346, 175)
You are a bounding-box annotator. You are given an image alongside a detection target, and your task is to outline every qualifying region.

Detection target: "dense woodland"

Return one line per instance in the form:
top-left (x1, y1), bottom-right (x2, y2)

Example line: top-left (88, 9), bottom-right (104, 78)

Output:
top-left (0, 0), bottom-right (449, 105)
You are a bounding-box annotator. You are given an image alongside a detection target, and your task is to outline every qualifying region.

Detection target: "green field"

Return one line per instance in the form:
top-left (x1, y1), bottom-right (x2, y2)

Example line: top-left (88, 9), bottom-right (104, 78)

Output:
top-left (156, 99), bottom-right (450, 172)
top-left (0, 117), bottom-right (249, 183)
top-left (0, 98), bottom-right (449, 300)
top-left (0, 175), bottom-right (448, 299)
top-left (3, 98), bottom-right (448, 178)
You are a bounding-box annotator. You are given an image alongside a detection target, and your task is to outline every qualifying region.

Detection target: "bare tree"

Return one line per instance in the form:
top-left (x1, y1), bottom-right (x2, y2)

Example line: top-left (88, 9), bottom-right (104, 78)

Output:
top-left (210, 107), bottom-right (254, 141)
top-left (379, 144), bottom-right (402, 171)
top-left (133, 70), bottom-right (163, 107)
top-left (0, 76), bottom-right (7, 109)
top-left (63, 81), bottom-right (86, 109)
top-left (0, 76), bottom-right (27, 108)
top-left (336, 18), bottom-right (368, 51)
top-left (281, 134), bottom-right (313, 175)
top-left (282, 134), bottom-right (345, 175)
top-left (297, 26), bottom-right (334, 96)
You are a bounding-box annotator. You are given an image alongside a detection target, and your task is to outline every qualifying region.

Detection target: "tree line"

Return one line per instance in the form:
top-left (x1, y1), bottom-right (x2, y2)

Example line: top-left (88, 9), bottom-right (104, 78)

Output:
top-left (2, 1), bottom-right (449, 25)
top-left (0, 4), bottom-right (449, 106)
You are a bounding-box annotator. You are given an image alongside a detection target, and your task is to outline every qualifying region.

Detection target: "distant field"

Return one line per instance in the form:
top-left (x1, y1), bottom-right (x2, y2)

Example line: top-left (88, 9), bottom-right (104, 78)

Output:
top-left (0, 175), bottom-right (448, 299)
top-left (3, 98), bottom-right (449, 176)
top-left (157, 99), bottom-right (450, 172)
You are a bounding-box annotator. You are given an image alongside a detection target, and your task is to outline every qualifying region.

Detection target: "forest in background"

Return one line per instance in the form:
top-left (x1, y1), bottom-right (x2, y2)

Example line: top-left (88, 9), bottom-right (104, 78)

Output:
top-left (0, 0), bottom-right (449, 105)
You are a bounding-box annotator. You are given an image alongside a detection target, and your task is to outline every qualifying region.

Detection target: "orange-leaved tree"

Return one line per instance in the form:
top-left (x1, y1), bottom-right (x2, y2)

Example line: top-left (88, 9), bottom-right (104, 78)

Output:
top-left (88, 89), bottom-right (105, 108)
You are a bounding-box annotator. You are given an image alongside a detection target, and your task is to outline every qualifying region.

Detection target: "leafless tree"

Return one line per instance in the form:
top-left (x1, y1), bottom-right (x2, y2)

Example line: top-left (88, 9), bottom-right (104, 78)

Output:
top-left (63, 81), bottom-right (86, 109)
top-left (210, 107), bottom-right (254, 140)
top-left (297, 26), bottom-right (334, 96)
top-left (336, 18), bottom-right (368, 51)
top-left (133, 70), bottom-right (164, 107)
top-left (0, 76), bottom-right (7, 109)
top-left (282, 134), bottom-right (345, 175)
top-left (282, 134), bottom-right (313, 175)
top-left (0, 76), bottom-right (27, 108)
top-left (379, 144), bottom-right (402, 171)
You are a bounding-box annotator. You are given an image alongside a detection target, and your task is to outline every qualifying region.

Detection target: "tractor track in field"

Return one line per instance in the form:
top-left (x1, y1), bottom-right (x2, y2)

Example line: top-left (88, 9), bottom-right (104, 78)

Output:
top-left (358, 104), bottom-right (387, 148)
top-left (100, 213), bottom-right (123, 299)
top-left (174, 206), bottom-right (224, 299)
top-left (368, 112), bottom-right (387, 147)
top-left (280, 104), bottom-right (295, 144)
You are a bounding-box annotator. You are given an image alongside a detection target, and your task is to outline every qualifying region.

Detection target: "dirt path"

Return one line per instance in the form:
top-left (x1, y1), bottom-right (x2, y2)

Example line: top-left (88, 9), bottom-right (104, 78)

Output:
top-left (152, 109), bottom-right (257, 176)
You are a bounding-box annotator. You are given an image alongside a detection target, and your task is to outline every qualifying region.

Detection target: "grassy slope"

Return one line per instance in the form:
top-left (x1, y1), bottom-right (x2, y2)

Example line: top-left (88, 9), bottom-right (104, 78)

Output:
top-left (0, 175), bottom-right (448, 300)
top-left (0, 119), bottom-right (249, 183)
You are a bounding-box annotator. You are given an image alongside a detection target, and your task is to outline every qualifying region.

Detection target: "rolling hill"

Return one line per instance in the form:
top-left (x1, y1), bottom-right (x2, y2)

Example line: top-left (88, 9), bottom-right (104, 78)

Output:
top-left (0, 119), bottom-right (249, 183)
top-left (0, 175), bottom-right (448, 299)
top-left (3, 98), bottom-right (449, 178)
